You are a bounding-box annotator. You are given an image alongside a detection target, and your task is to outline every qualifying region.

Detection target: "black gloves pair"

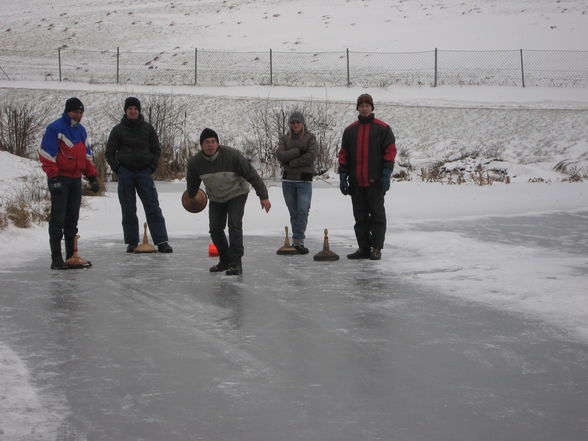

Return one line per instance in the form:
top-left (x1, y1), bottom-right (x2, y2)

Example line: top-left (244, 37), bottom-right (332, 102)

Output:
top-left (88, 175), bottom-right (100, 193)
top-left (48, 177), bottom-right (64, 195)
top-left (339, 166), bottom-right (394, 196)
top-left (339, 172), bottom-right (350, 195)
top-left (49, 176), bottom-right (100, 195)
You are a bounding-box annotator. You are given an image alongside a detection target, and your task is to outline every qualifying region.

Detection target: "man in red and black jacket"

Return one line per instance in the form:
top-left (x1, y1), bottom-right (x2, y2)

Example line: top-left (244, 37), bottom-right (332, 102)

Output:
top-left (40, 97), bottom-right (99, 269)
top-left (338, 94), bottom-right (397, 260)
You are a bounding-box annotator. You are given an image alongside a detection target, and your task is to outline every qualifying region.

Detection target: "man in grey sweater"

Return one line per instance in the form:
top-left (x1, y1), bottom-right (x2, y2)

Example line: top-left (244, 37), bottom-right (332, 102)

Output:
top-left (186, 128), bottom-right (271, 275)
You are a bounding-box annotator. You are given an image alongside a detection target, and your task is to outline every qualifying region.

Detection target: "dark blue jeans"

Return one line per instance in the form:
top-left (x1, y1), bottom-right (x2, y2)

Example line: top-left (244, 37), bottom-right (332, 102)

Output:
top-left (48, 176), bottom-right (82, 241)
top-left (282, 180), bottom-right (312, 245)
top-left (208, 193), bottom-right (248, 265)
top-left (117, 167), bottom-right (169, 245)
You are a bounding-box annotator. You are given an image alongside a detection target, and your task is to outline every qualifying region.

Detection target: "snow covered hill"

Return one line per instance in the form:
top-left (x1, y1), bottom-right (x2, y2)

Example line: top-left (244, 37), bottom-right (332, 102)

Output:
top-left (0, 0), bottom-right (586, 52)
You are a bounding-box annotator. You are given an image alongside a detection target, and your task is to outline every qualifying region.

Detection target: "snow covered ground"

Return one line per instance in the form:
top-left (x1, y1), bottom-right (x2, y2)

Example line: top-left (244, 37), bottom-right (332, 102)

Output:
top-left (1, 0), bottom-right (586, 52)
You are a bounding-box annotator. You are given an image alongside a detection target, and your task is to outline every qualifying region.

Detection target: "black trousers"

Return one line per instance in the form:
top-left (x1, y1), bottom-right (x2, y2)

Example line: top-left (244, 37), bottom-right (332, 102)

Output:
top-left (48, 176), bottom-right (82, 241)
top-left (208, 193), bottom-right (248, 265)
top-left (350, 185), bottom-right (386, 250)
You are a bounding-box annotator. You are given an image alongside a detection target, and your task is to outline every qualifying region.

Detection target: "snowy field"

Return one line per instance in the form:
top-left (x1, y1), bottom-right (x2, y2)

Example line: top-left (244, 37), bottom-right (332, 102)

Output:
top-left (1, 0), bottom-right (586, 52)
top-left (1, 0), bottom-right (588, 439)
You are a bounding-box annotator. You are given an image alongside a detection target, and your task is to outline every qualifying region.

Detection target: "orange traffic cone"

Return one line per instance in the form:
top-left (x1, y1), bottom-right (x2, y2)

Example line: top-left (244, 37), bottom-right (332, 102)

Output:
top-left (208, 243), bottom-right (219, 257)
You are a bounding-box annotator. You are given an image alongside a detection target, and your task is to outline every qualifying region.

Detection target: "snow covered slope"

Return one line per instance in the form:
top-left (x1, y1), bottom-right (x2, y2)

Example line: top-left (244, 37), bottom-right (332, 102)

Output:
top-left (0, 0), bottom-right (586, 52)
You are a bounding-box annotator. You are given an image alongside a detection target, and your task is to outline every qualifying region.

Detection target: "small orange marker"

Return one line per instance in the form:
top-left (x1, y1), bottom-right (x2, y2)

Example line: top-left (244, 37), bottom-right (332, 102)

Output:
top-left (208, 243), bottom-right (219, 257)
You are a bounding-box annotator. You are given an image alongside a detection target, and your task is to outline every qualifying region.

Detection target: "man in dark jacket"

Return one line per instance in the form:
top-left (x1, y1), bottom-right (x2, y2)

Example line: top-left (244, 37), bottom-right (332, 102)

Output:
top-left (186, 128), bottom-right (271, 275)
top-left (106, 97), bottom-right (172, 253)
top-left (40, 97), bottom-right (100, 269)
top-left (338, 94), bottom-right (397, 260)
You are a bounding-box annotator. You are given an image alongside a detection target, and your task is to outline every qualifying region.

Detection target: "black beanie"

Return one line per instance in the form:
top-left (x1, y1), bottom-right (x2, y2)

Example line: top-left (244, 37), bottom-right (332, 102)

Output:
top-left (356, 93), bottom-right (374, 111)
top-left (200, 128), bottom-right (219, 145)
top-left (64, 97), bottom-right (84, 113)
top-left (124, 97), bottom-right (141, 112)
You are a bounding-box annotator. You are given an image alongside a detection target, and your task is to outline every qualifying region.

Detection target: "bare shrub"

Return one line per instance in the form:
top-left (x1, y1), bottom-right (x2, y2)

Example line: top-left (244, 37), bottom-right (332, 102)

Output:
top-left (0, 98), bottom-right (53, 158)
top-left (303, 100), bottom-right (340, 176)
top-left (471, 170), bottom-right (493, 186)
top-left (554, 160), bottom-right (586, 182)
top-left (396, 147), bottom-right (413, 172)
top-left (528, 177), bottom-right (551, 183)
top-left (82, 135), bottom-right (107, 196)
top-left (243, 98), bottom-right (340, 178)
top-left (242, 99), bottom-right (282, 177)
top-left (418, 167), bottom-right (442, 182)
top-left (394, 169), bottom-right (411, 181)
top-left (5, 200), bottom-right (31, 228)
top-left (0, 177), bottom-right (51, 228)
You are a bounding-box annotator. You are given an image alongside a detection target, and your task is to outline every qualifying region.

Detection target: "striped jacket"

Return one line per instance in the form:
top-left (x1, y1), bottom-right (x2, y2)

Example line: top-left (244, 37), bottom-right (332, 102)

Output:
top-left (337, 113), bottom-right (396, 187)
top-left (39, 113), bottom-right (97, 179)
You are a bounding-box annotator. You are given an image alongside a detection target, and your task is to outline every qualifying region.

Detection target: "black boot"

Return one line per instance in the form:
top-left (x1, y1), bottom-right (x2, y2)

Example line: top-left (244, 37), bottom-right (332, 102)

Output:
top-left (65, 236), bottom-right (75, 260)
top-left (225, 263), bottom-right (243, 276)
top-left (50, 239), bottom-right (68, 270)
top-left (369, 248), bottom-right (382, 260)
top-left (346, 248), bottom-right (371, 259)
top-left (210, 261), bottom-right (230, 272)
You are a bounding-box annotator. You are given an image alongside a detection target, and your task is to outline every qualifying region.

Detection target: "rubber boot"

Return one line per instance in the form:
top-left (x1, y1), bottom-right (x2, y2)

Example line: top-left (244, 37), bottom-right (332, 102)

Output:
top-left (50, 239), bottom-right (68, 270)
top-left (65, 236), bottom-right (75, 260)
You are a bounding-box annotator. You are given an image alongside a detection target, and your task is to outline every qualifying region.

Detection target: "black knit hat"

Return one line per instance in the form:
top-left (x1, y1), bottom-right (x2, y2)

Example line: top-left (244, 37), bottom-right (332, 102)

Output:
top-left (200, 128), bottom-right (219, 145)
top-left (64, 97), bottom-right (84, 113)
top-left (356, 93), bottom-right (374, 111)
top-left (124, 97), bottom-right (141, 112)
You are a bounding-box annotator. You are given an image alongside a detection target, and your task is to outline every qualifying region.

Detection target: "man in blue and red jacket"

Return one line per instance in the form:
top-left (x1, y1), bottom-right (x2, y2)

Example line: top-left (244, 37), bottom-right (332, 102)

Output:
top-left (338, 93), bottom-right (397, 260)
top-left (39, 97), bottom-right (99, 269)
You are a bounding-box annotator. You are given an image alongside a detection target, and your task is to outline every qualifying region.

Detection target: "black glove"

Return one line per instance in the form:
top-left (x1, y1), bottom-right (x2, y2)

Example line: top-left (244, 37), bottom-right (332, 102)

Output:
top-left (382, 168), bottom-right (392, 194)
top-left (88, 175), bottom-right (100, 193)
top-left (339, 172), bottom-right (350, 196)
top-left (49, 176), bottom-right (63, 195)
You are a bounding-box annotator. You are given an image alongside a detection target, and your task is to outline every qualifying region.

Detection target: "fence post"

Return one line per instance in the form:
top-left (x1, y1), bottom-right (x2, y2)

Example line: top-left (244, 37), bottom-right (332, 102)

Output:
top-left (116, 47), bottom-right (120, 84)
top-left (269, 48), bottom-right (273, 85)
top-left (58, 47), bottom-right (62, 82)
top-left (346, 48), bottom-right (350, 86)
top-left (434, 48), bottom-right (438, 87)
top-left (520, 49), bottom-right (525, 88)
top-left (194, 48), bottom-right (198, 85)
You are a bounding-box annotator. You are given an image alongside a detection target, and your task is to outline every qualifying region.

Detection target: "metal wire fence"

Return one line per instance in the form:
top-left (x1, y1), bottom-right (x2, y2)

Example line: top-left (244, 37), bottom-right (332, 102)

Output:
top-left (0, 47), bottom-right (586, 88)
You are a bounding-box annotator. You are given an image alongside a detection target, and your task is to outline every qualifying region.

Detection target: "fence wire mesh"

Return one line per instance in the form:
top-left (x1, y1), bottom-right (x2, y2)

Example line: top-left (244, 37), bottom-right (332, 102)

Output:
top-left (196, 50), bottom-right (269, 86)
top-left (437, 50), bottom-right (523, 86)
top-left (272, 51), bottom-right (347, 86)
top-left (0, 47), bottom-right (586, 88)
top-left (351, 51), bottom-right (434, 87)
top-left (522, 50), bottom-right (588, 87)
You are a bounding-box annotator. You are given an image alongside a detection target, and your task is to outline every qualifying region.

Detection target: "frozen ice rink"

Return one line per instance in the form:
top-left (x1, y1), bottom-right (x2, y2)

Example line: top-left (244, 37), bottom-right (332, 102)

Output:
top-left (2, 211), bottom-right (588, 441)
